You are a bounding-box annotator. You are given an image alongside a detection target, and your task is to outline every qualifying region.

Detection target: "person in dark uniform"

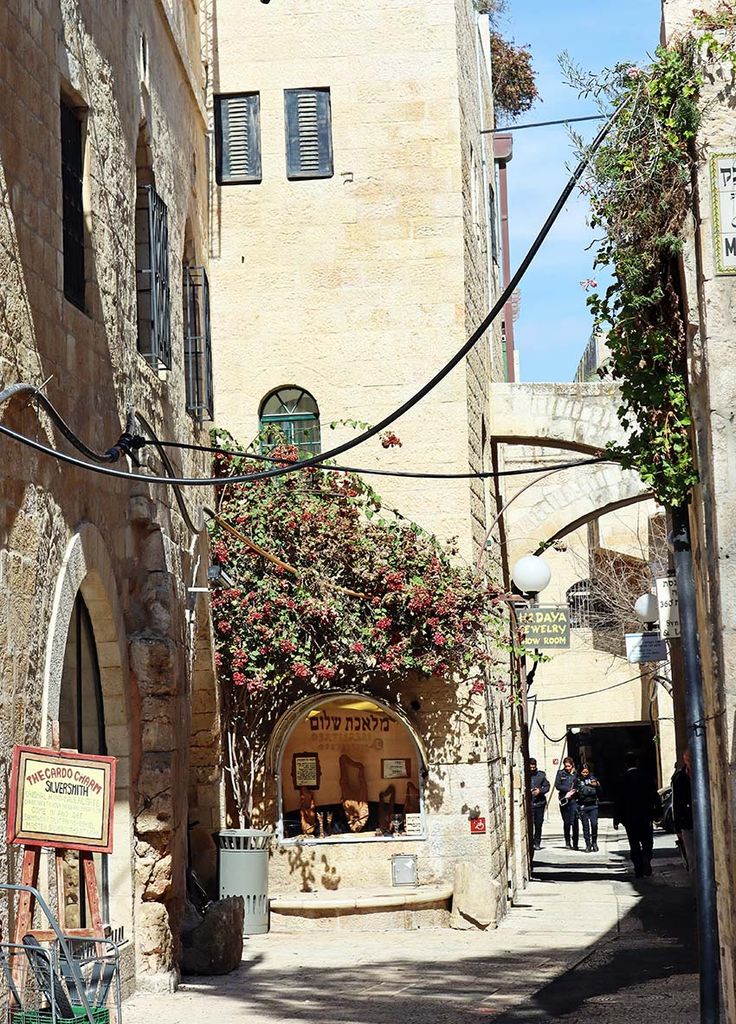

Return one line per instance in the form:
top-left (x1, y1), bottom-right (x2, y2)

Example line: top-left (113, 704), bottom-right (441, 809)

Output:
top-left (574, 764), bottom-right (601, 852)
top-left (613, 750), bottom-right (659, 877)
top-left (554, 756), bottom-right (580, 849)
top-left (529, 758), bottom-right (550, 850)
top-left (672, 747), bottom-right (694, 871)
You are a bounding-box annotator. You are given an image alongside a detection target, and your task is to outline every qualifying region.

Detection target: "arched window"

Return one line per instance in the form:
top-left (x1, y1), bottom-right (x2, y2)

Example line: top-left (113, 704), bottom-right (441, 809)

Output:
top-left (59, 593), bottom-right (109, 926)
top-left (279, 696), bottom-right (423, 842)
top-left (260, 386), bottom-right (321, 455)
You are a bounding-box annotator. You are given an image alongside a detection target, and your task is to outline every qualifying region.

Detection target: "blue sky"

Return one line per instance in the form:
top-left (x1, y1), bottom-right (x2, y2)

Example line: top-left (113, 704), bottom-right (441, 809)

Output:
top-left (498, 0), bottom-right (661, 381)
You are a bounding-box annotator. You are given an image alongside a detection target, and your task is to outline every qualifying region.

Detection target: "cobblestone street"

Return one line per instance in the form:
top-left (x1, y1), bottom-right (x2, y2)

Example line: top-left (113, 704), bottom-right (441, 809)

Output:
top-left (125, 823), bottom-right (698, 1024)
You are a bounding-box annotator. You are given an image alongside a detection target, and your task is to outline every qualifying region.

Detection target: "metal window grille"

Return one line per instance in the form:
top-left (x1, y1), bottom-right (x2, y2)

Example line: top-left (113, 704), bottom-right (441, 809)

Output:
top-left (136, 184), bottom-right (172, 370)
top-left (567, 580), bottom-right (594, 628)
top-left (260, 387), bottom-right (321, 456)
top-left (215, 93), bottom-right (262, 184)
top-left (284, 88), bottom-right (333, 180)
top-left (183, 265), bottom-right (214, 422)
top-left (61, 98), bottom-right (85, 309)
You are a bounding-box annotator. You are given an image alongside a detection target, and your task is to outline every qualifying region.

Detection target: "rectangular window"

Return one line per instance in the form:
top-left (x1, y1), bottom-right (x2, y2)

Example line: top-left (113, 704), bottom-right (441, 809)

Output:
top-left (136, 184), bottom-right (172, 370)
top-left (284, 88), bottom-right (333, 180)
top-left (215, 93), bottom-right (262, 184)
top-left (60, 97), bottom-right (85, 309)
top-left (183, 265), bottom-right (214, 422)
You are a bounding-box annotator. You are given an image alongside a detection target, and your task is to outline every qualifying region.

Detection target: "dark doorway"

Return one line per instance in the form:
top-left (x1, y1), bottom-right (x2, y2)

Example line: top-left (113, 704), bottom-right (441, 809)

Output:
top-left (567, 723), bottom-right (657, 817)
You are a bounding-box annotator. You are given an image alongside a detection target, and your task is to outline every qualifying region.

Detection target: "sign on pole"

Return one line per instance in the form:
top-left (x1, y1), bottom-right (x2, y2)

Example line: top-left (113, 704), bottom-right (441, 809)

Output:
top-left (7, 745), bottom-right (116, 853)
top-left (625, 632), bottom-right (668, 664)
top-left (518, 606), bottom-right (570, 650)
top-left (655, 575), bottom-right (681, 639)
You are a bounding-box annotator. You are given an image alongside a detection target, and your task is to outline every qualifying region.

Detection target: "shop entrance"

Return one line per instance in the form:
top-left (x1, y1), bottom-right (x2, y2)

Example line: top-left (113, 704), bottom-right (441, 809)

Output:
top-left (567, 722), bottom-right (658, 817)
top-left (280, 696), bottom-right (423, 840)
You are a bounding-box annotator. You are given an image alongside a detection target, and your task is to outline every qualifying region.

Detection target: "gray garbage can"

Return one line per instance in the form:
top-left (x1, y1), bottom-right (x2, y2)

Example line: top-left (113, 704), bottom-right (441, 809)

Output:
top-left (217, 829), bottom-right (271, 935)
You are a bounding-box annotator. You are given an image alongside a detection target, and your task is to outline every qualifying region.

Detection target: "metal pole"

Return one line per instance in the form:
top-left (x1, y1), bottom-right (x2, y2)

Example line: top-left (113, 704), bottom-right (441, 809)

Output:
top-left (670, 504), bottom-right (720, 1024)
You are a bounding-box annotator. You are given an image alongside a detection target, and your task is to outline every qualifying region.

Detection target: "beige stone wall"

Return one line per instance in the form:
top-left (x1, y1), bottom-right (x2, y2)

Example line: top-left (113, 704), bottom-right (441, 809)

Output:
top-left (206, 0), bottom-right (511, 921)
top-left (660, 3), bottom-right (736, 1015)
top-left (0, 0), bottom-right (218, 990)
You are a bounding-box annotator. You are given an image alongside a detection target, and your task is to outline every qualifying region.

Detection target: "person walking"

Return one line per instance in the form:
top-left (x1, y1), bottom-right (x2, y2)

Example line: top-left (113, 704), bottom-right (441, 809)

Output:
top-left (574, 764), bottom-right (601, 852)
top-left (672, 748), bottom-right (694, 872)
top-left (554, 756), bottom-right (580, 850)
top-left (529, 757), bottom-right (550, 850)
top-left (613, 750), bottom-right (659, 877)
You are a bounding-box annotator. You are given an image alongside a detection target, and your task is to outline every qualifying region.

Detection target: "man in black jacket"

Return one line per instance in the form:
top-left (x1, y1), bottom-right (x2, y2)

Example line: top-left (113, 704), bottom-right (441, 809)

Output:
top-left (529, 758), bottom-right (550, 850)
top-left (613, 751), bottom-right (659, 877)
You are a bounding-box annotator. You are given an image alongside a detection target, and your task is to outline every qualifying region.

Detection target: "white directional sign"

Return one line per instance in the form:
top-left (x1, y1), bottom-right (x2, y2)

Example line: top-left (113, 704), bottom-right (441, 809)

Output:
top-left (625, 632), bottom-right (668, 664)
top-left (655, 575), bottom-right (681, 640)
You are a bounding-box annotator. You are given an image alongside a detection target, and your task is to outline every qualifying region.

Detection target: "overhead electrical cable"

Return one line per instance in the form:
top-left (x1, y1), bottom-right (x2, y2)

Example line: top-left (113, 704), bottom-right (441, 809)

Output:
top-left (0, 102), bottom-right (624, 490)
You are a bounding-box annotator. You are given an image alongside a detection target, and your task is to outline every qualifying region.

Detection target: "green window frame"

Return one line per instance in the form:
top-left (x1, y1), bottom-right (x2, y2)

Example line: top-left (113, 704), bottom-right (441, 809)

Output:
top-left (260, 387), bottom-right (321, 456)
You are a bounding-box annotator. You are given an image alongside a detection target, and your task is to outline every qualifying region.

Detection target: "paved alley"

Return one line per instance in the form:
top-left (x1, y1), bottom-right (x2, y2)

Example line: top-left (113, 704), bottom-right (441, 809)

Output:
top-left (124, 822), bottom-right (698, 1024)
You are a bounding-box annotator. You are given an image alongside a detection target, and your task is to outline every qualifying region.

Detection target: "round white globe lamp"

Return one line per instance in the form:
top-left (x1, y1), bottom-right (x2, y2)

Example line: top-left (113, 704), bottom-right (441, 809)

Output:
top-left (511, 555), bottom-right (552, 595)
top-left (634, 592), bottom-right (659, 624)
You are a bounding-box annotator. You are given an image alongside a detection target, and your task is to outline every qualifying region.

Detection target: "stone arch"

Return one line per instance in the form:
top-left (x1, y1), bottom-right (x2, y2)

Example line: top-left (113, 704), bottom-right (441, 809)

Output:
top-left (42, 522), bottom-right (136, 937)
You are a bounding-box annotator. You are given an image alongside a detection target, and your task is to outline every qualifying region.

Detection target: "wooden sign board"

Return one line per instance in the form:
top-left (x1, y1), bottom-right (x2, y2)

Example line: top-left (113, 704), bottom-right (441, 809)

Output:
top-left (8, 745), bottom-right (116, 853)
top-left (519, 606), bottom-right (570, 650)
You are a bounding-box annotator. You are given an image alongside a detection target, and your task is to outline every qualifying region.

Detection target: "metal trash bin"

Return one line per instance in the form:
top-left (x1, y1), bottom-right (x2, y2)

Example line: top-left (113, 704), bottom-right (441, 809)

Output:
top-left (217, 829), bottom-right (271, 935)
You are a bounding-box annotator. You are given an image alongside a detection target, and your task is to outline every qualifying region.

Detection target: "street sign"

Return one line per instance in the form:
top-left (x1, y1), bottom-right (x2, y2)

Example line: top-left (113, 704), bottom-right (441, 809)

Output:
top-left (655, 575), bottom-right (681, 639)
top-left (625, 632), bottom-right (668, 664)
top-left (469, 817), bottom-right (486, 835)
top-left (710, 154), bottom-right (736, 275)
top-left (518, 606), bottom-right (570, 650)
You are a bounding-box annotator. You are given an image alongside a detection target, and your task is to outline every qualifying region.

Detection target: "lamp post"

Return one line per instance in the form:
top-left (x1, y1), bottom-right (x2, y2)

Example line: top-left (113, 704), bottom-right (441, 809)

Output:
top-left (510, 553), bottom-right (552, 878)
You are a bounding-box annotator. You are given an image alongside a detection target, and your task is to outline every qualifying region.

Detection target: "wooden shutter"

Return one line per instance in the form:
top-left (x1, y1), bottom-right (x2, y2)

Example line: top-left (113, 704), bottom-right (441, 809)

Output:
top-left (285, 88), bottom-right (333, 179)
top-left (216, 94), bottom-right (262, 184)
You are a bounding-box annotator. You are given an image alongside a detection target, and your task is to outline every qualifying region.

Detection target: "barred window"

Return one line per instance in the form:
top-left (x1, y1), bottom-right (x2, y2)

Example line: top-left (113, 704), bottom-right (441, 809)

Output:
top-left (215, 93), bottom-right (262, 185)
top-left (136, 184), bottom-right (171, 370)
top-left (60, 97), bottom-right (86, 309)
top-left (284, 88), bottom-right (333, 180)
top-left (183, 265), bottom-right (214, 422)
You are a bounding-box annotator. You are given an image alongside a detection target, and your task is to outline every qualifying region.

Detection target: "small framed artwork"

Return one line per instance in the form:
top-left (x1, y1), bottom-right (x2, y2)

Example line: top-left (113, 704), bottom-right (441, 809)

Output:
top-left (381, 758), bottom-right (411, 780)
top-left (291, 752), bottom-right (321, 790)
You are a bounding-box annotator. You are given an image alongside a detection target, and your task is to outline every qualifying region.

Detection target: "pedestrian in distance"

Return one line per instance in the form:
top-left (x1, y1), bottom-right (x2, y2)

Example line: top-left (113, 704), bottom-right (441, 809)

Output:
top-left (574, 764), bottom-right (601, 852)
top-left (613, 750), bottom-right (660, 878)
top-left (554, 756), bottom-right (580, 850)
top-left (529, 757), bottom-right (550, 850)
top-left (672, 748), bottom-right (694, 872)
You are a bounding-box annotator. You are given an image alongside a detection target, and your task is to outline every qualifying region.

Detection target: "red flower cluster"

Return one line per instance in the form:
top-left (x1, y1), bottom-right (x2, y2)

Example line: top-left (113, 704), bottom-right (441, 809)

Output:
top-left (380, 431), bottom-right (403, 449)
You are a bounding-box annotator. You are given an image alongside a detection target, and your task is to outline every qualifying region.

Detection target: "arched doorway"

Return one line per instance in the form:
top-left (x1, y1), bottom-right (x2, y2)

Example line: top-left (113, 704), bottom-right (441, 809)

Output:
top-left (278, 695), bottom-right (425, 841)
top-left (58, 593), bottom-right (109, 926)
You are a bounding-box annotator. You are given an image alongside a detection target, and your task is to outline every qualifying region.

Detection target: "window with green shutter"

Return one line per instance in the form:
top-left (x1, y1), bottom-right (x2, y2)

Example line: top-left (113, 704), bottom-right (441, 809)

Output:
top-left (215, 93), bottom-right (262, 185)
top-left (284, 88), bottom-right (333, 180)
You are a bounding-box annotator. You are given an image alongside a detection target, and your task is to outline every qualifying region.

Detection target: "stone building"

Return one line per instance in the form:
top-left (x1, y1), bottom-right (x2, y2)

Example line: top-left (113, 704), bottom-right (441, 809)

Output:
top-left (204, 0), bottom-right (520, 927)
top-left (0, 0), bottom-right (220, 991)
top-left (658, 1), bottom-right (736, 1016)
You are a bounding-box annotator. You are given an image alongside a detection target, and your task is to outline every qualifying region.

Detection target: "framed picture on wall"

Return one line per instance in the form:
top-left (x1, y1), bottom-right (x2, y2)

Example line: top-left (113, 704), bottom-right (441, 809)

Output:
top-left (291, 752), bottom-right (321, 790)
top-left (381, 758), bottom-right (411, 780)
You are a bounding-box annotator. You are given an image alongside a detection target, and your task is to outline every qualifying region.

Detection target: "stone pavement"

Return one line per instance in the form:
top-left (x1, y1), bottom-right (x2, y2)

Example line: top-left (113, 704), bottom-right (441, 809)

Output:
top-left (124, 822), bottom-right (698, 1024)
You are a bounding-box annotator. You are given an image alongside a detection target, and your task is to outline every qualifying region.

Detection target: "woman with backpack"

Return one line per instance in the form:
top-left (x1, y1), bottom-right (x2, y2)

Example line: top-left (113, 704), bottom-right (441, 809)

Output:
top-left (575, 764), bottom-right (602, 852)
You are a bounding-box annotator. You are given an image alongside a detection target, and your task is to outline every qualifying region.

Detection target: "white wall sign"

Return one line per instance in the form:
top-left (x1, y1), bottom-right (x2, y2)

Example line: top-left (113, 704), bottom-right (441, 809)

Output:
top-left (625, 632), bottom-right (668, 664)
top-left (655, 575), bottom-right (680, 639)
top-left (710, 153), bottom-right (736, 275)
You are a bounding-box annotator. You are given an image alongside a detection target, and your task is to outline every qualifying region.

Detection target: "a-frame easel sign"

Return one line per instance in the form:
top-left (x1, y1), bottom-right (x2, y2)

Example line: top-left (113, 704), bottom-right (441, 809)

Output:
top-left (7, 741), bottom-right (116, 947)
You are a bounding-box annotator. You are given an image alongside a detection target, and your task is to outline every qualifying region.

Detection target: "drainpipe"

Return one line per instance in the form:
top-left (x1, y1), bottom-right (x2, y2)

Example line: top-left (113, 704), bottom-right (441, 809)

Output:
top-left (670, 504), bottom-right (720, 1024)
top-left (493, 133), bottom-right (514, 382)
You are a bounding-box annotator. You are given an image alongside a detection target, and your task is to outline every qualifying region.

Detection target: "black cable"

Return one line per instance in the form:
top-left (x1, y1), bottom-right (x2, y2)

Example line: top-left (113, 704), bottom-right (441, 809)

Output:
top-left (0, 422), bottom-right (614, 487)
top-left (154, 101), bottom-right (625, 487)
top-left (534, 674), bottom-right (644, 703)
top-left (159, 437), bottom-right (612, 480)
top-left (484, 114), bottom-right (606, 134)
top-left (536, 720), bottom-right (569, 744)
top-left (135, 412), bottom-right (205, 534)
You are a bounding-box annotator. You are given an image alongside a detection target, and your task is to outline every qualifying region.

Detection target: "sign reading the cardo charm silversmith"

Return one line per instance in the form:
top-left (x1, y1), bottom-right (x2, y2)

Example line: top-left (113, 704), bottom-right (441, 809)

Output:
top-left (7, 745), bottom-right (116, 852)
top-left (519, 606), bottom-right (570, 650)
top-left (710, 153), bottom-right (736, 275)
